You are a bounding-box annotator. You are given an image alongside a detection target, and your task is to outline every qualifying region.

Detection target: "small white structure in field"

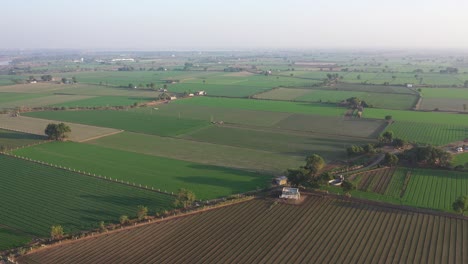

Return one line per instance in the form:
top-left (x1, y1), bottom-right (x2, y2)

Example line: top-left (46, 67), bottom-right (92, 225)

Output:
top-left (169, 96), bottom-right (177, 100)
top-left (406, 83), bottom-right (413, 88)
top-left (280, 187), bottom-right (300, 200)
top-left (195, 91), bottom-right (206, 96)
top-left (188, 93), bottom-right (194, 97)
top-left (328, 175), bottom-right (344, 186)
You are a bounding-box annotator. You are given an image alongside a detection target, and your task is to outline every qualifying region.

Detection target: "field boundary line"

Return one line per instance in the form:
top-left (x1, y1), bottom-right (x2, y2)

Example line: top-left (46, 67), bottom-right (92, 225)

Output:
top-left (78, 129), bottom-right (124, 142)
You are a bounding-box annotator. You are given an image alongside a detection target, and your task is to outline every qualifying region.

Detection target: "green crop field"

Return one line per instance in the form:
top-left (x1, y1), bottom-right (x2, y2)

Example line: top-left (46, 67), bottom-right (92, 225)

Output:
top-left (0, 129), bottom-right (45, 150)
top-left (19, 197), bottom-right (468, 264)
top-left (422, 88), bottom-right (468, 99)
top-left (383, 121), bottom-right (468, 145)
top-left (253, 88), bottom-right (311, 100)
top-left (364, 108), bottom-right (468, 126)
top-left (0, 228), bottom-right (31, 251)
top-left (345, 167), bottom-right (468, 213)
top-left (0, 94), bottom-right (94, 109)
top-left (453, 153), bottom-right (468, 167)
top-left (181, 125), bottom-right (373, 161)
top-left (51, 96), bottom-right (153, 108)
top-left (23, 110), bottom-right (209, 136)
top-left (52, 83), bottom-right (161, 98)
top-left (88, 131), bottom-right (302, 173)
top-left (0, 75), bottom-right (25, 86)
top-left (0, 92), bottom-right (47, 106)
top-left (13, 142), bottom-right (271, 200)
top-left (0, 154), bottom-right (174, 250)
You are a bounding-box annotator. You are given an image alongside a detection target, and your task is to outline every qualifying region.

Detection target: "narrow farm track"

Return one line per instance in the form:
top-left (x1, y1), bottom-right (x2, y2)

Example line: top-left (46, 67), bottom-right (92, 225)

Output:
top-left (19, 196), bottom-right (468, 264)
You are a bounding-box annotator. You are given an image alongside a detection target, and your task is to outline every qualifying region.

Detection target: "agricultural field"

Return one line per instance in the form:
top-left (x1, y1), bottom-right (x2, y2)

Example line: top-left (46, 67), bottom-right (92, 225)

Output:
top-left (0, 228), bottom-right (31, 251)
top-left (0, 114), bottom-right (121, 142)
top-left (19, 197), bottom-right (468, 264)
top-left (0, 94), bottom-right (94, 109)
top-left (364, 107), bottom-right (468, 125)
top-left (0, 75), bottom-right (25, 86)
top-left (420, 98), bottom-right (468, 112)
top-left (253, 88), bottom-right (311, 101)
top-left (0, 154), bottom-right (174, 251)
top-left (12, 142), bottom-right (271, 200)
top-left (422, 88), bottom-right (468, 99)
top-left (0, 129), bottom-right (45, 150)
top-left (0, 83), bottom-right (73, 93)
top-left (23, 110), bottom-right (209, 137)
top-left (88, 131), bottom-right (303, 173)
top-left (0, 92), bottom-right (47, 107)
top-left (182, 125), bottom-right (373, 161)
top-left (51, 96), bottom-right (153, 108)
top-left (453, 153), bottom-right (468, 167)
top-left (347, 167), bottom-right (468, 213)
top-left (383, 121), bottom-right (468, 145)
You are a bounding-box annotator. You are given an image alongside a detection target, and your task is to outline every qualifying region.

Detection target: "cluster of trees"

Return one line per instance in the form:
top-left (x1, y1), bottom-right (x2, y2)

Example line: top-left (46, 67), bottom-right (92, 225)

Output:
top-left (453, 195), bottom-right (468, 214)
top-left (127, 83), bottom-right (156, 89)
top-left (118, 66), bottom-right (134, 71)
top-left (402, 145), bottom-right (452, 167)
top-left (40, 75), bottom-right (53, 81)
top-left (61, 77), bottom-right (77, 84)
top-left (346, 143), bottom-right (376, 156)
top-left (440, 67), bottom-right (458, 74)
top-left (344, 97), bottom-right (369, 108)
top-left (45, 123), bottom-right (71, 141)
top-left (173, 188), bottom-right (196, 208)
top-left (287, 154), bottom-right (326, 188)
top-left (223, 67), bottom-right (243, 72)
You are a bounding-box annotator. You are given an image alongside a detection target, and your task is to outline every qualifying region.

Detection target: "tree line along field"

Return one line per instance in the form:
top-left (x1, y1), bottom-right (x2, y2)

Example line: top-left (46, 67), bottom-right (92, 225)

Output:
top-left (0, 129), bottom-right (45, 150)
top-left (347, 167), bottom-right (468, 213)
top-left (0, 154), bottom-right (174, 251)
top-left (12, 142), bottom-right (271, 200)
top-left (18, 196), bottom-right (468, 264)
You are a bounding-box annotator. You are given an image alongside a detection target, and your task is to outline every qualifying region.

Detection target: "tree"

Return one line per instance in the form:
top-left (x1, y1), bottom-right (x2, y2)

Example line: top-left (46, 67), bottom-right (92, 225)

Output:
top-left (287, 168), bottom-right (313, 187)
top-left (119, 215), bottom-right (129, 225)
top-left (385, 115), bottom-right (392, 122)
top-left (137, 205), bottom-right (148, 220)
top-left (50, 225), bottom-right (64, 240)
top-left (72, 76), bottom-right (77, 83)
top-left (61, 77), bottom-right (67, 84)
top-left (41, 75), bottom-right (53, 81)
top-left (99, 221), bottom-right (107, 232)
top-left (452, 195), bottom-right (468, 214)
top-left (304, 154), bottom-right (325, 175)
top-left (393, 138), bottom-right (406, 148)
top-left (384, 153), bottom-right (399, 166)
top-left (45, 123), bottom-right (71, 141)
top-left (341, 180), bottom-right (356, 192)
top-left (381, 131), bottom-right (394, 143)
top-left (174, 188), bottom-right (196, 208)
top-left (464, 80), bottom-right (468, 88)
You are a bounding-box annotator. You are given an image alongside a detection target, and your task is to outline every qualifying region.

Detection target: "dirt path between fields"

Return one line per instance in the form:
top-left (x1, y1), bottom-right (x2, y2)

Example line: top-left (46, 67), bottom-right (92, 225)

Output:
top-left (78, 130), bottom-right (124, 142)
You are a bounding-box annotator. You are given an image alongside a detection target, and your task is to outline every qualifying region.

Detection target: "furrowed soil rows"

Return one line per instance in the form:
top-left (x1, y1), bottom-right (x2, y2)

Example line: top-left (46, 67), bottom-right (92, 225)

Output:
top-left (19, 196), bottom-right (468, 264)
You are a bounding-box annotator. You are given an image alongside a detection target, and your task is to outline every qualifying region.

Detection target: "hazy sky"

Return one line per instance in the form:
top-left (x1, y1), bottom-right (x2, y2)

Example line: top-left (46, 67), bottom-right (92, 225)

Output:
top-left (2, 0), bottom-right (468, 50)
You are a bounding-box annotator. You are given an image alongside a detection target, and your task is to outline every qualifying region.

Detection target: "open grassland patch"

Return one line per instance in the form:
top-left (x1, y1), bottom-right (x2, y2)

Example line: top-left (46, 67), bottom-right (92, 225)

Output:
top-left (23, 110), bottom-right (208, 137)
top-left (383, 121), bottom-right (468, 145)
top-left (0, 155), bottom-right (174, 250)
top-left (0, 114), bottom-right (121, 142)
top-left (0, 129), bottom-right (45, 150)
top-left (420, 98), bottom-right (468, 112)
top-left (13, 142), bottom-right (271, 200)
top-left (182, 125), bottom-right (372, 161)
top-left (19, 197), bottom-right (468, 264)
top-left (275, 114), bottom-right (386, 138)
top-left (88, 131), bottom-right (302, 173)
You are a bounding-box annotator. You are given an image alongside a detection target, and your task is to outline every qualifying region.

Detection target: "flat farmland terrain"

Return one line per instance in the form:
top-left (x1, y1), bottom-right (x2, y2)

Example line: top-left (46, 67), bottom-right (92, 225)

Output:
top-left (0, 75), bottom-right (25, 86)
top-left (52, 83), bottom-right (160, 98)
top-left (253, 88), bottom-right (311, 100)
top-left (0, 155), bottom-right (174, 250)
top-left (420, 98), bottom-right (468, 112)
top-left (23, 110), bottom-right (208, 137)
top-left (453, 153), bottom-right (468, 167)
top-left (275, 114), bottom-right (386, 138)
top-left (383, 121), bottom-right (468, 145)
top-left (0, 94), bottom-right (94, 109)
top-left (51, 96), bottom-right (153, 108)
top-left (169, 83), bottom-right (272, 97)
top-left (13, 142), bottom-right (271, 200)
top-left (422, 88), bottom-right (468, 99)
top-left (0, 92), bottom-right (47, 106)
top-left (0, 228), bottom-right (31, 251)
top-left (88, 131), bottom-right (302, 173)
top-left (0, 83), bottom-right (70, 93)
top-left (0, 114), bottom-right (121, 142)
top-left (364, 108), bottom-right (468, 125)
top-left (19, 197), bottom-right (468, 264)
top-left (0, 129), bottom-right (45, 150)
top-left (182, 125), bottom-right (373, 160)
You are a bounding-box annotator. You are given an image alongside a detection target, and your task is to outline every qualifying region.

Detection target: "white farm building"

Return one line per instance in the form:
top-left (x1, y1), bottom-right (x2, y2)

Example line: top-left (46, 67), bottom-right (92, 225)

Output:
top-left (280, 187), bottom-right (300, 200)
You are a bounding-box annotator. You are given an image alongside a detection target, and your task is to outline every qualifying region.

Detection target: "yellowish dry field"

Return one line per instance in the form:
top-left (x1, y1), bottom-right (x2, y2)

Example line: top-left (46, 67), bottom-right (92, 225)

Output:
top-left (0, 114), bottom-right (121, 142)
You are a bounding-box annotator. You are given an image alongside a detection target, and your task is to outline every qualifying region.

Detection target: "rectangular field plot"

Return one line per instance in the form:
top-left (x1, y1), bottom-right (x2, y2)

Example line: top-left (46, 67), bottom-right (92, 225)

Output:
top-left (0, 83), bottom-right (69, 93)
top-left (384, 121), bottom-right (468, 145)
top-left (52, 83), bottom-right (160, 98)
top-left (275, 114), bottom-right (386, 138)
top-left (0, 155), bottom-right (174, 249)
top-left (23, 110), bottom-right (208, 137)
top-left (0, 114), bottom-right (121, 142)
top-left (0, 228), bottom-right (32, 251)
top-left (168, 83), bottom-right (272, 97)
top-left (182, 125), bottom-right (372, 161)
top-left (0, 92), bottom-right (47, 106)
top-left (174, 97), bottom-right (345, 116)
top-left (0, 94), bottom-right (94, 109)
top-left (253, 88), bottom-right (313, 100)
top-left (420, 98), bottom-right (468, 112)
top-left (422, 88), bottom-right (468, 99)
top-left (453, 153), bottom-right (468, 167)
top-left (88, 131), bottom-right (302, 173)
top-left (0, 129), bottom-right (46, 150)
top-left (403, 168), bottom-right (468, 212)
top-left (13, 142), bottom-right (272, 200)
top-left (20, 197), bottom-right (468, 264)
top-left (51, 96), bottom-right (153, 108)
top-left (364, 108), bottom-right (468, 126)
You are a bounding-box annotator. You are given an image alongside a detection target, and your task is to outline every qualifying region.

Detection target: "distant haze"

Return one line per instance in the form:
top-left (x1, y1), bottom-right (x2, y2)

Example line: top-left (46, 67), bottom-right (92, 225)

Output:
top-left (2, 0), bottom-right (468, 50)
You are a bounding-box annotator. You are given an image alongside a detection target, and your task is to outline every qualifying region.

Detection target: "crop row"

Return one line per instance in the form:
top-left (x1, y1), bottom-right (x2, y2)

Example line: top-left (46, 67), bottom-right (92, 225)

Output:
top-left (20, 197), bottom-right (468, 264)
top-left (384, 121), bottom-right (468, 145)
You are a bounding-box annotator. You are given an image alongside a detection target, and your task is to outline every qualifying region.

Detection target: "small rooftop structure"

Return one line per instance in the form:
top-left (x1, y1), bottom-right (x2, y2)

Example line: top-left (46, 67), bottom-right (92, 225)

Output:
top-left (169, 96), bottom-right (177, 100)
top-left (406, 83), bottom-right (413, 88)
top-left (280, 187), bottom-right (300, 200)
top-left (328, 175), bottom-right (344, 186)
top-left (195, 91), bottom-right (206, 96)
top-left (273, 176), bottom-right (288, 186)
